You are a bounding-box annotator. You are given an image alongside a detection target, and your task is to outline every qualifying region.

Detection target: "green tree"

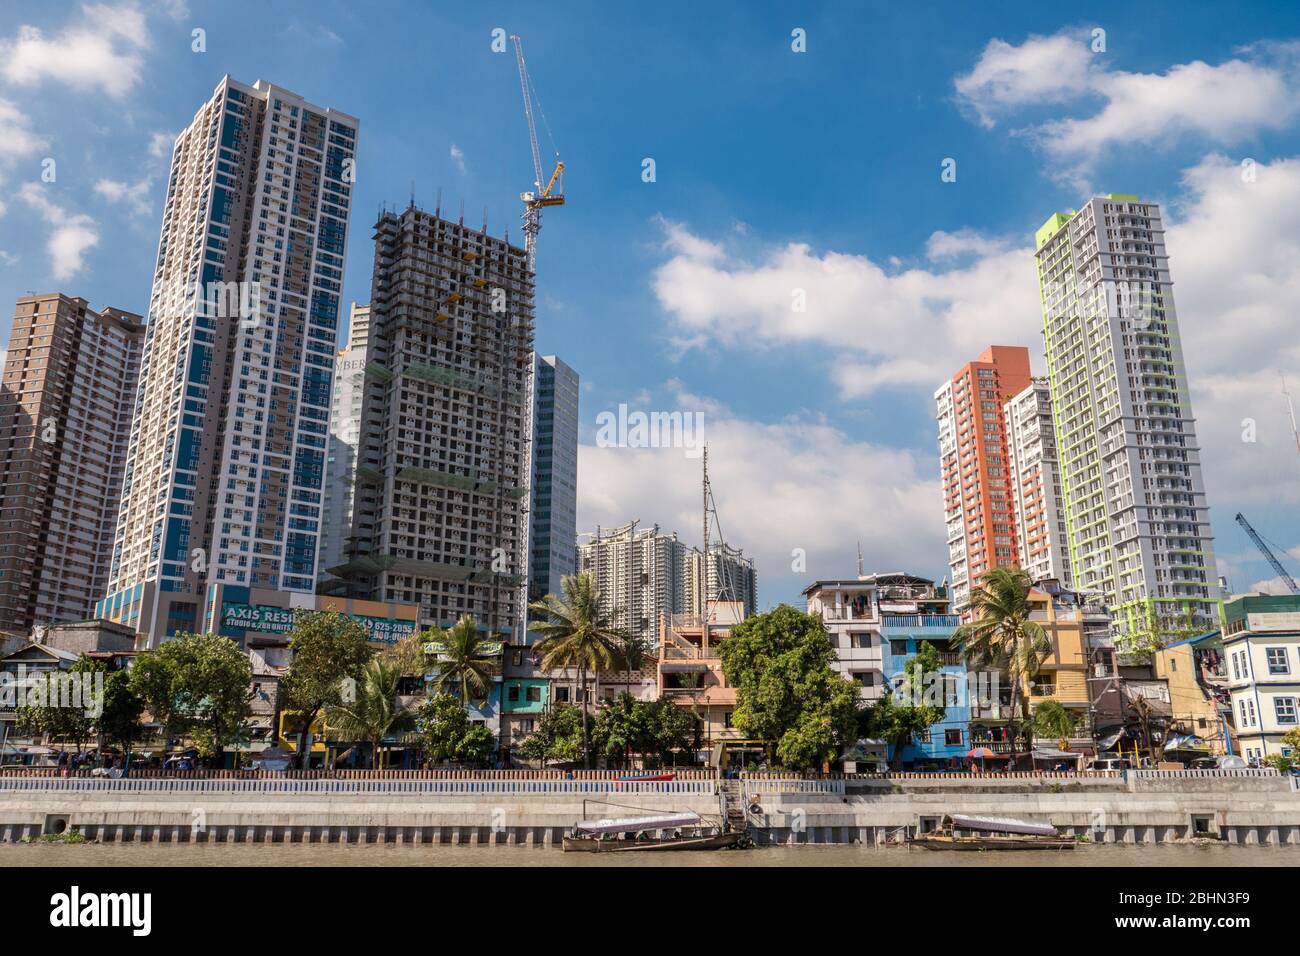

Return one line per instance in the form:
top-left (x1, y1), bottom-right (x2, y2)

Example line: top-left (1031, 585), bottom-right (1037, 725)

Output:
top-left (1032, 699), bottom-right (1077, 749)
top-left (130, 633), bottom-right (253, 763)
top-left (416, 692), bottom-right (494, 766)
top-left (591, 692), bottom-right (650, 768)
top-left (719, 604), bottom-right (861, 771)
top-left (861, 641), bottom-right (947, 769)
top-left (16, 656), bottom-right (103, 754)
top-left (528, 573), bottom-right (628, 768)
top-left (280, 611), bottom-right (373, 768)
top-left (96, 669), bottom-right (144, 760)
top-left (424, 615), bottom-right (500, 705)
top-left (1264, 729), bottom-right (1300, 773)
top-left (642, 696), bottom-right (694, 766)
top-left (516, 704), bottom-right (585, 766)
top-left (952, 567), bottom-right (1051, 764)
top-left (324, 657), bottom-right (418, 769)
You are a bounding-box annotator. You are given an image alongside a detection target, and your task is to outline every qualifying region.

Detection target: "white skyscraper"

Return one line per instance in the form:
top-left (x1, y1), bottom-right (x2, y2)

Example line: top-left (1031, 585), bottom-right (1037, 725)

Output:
top-left (1035, 195), bottom-right (1219, 649)
top-left (1004, 380), bottom-right (1073, 588)
top-left (99, 76), bottom-right (359, 645)
top-left (320, 303), bottom-right (371, 582)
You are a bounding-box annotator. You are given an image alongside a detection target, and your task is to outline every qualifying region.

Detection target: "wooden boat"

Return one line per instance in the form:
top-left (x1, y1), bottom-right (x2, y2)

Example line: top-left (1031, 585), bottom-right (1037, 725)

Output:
top-left (616, 772), bottom-right (676, 783)
top-left (562, 809), bottom-right (746, 853)
top-left (910, 814), bottom-right (1075, 851)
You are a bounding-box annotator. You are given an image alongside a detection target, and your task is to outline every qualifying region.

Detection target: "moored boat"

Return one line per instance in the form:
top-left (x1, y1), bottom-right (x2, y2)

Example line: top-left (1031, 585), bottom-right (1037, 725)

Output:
top-left (562, 808), bottom-right (747, 852)
top-left (910, 814), bottom-right (1075, 851)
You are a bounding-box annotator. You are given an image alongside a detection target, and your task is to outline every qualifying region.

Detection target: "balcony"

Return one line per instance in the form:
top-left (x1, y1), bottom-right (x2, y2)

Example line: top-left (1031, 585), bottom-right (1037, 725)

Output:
top-left (880, 615), bottom-right (960, 630)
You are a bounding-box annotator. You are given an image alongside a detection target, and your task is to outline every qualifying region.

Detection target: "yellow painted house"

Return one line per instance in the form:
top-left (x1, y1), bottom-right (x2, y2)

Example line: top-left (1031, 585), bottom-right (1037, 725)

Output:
top-left (1024, 585), bottom-right (1093, 721)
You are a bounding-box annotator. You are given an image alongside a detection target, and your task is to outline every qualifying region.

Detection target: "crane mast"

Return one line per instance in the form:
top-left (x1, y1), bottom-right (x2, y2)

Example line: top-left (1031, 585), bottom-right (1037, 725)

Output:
top-left (510, 34), bottom-right (564, 272)
top-left (1235, 512), bottom-right (1299, 594)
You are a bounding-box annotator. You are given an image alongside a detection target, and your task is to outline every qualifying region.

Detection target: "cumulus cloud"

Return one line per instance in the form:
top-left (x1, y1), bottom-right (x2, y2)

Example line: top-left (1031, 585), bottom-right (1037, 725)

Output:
top-left (148, 131), bottom-right (176, 160)
top-left (955, 31), bottom-right (1300, 179)
top-left (94, 176), bottom-right (154, 216)
top-left (0, 3), bottom-right (151, 98)
top-left (0, 98), bottom-right (48, 162)
top-left (577, 385), bottom-right (945, 601)
top-left (650, 217), bottom-right (1040, 397)
top-left (954, 31), bottom-right (1097, 128)
top-left (450, 143), bottom-right (467, 175)
top-left (18, 183), bottom-right (100, 279)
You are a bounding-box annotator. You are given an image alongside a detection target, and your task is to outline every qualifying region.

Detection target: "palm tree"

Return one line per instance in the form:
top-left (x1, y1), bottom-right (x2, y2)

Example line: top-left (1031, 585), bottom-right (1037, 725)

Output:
top-left (1033, 699), bottom-right (1077, 751)
top-left (952, 567), bottom-right (1051, 766)
top-left (617, 632), bottom-right (654, 699)
top-left (324, 657), bottom-right (418, 770)
top-left (528, 572), bottom-right (628, 769)
top-left (425, 615), bottom-right (500, 706)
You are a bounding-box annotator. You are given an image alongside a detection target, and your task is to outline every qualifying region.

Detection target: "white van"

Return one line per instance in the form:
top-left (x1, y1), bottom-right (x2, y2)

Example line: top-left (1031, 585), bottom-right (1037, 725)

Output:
top-left (1085, 756), bottom-right (1134, 772)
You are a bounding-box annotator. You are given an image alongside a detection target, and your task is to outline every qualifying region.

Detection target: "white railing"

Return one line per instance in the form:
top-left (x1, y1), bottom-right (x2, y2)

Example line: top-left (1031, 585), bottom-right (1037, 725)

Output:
top-left (0, 777), bottom-right (716, 795)
top-left (1130, 768), bottom-right (1281, 780)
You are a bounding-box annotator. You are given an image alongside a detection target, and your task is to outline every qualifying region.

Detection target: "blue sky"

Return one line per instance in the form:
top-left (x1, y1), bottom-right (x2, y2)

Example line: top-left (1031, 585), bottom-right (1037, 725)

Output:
top-left (2, 0), bottom-right (1299, 609)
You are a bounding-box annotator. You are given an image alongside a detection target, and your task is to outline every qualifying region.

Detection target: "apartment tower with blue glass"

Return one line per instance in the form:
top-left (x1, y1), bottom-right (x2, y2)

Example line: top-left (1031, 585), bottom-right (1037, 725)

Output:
top-left (98, 76), bottom-right (358, 646)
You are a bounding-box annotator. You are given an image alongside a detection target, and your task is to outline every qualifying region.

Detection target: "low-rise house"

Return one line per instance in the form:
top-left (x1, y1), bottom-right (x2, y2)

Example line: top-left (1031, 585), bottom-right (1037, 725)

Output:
top-left (1151, 631), bottom-right (1234, 759)
top-left (1223, 593), bottom-right (1300, 764)
top-left (658, 601), bottom-right (753, 764)
top-left (1023, 580), bottom-right (1104, 752)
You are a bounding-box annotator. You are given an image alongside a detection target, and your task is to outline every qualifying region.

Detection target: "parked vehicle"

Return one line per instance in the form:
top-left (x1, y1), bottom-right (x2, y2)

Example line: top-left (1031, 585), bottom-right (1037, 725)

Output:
top-left (1085, 756), bottom-right (1134, 772)
top-left (1190, 755), bottom-right (1247, 770)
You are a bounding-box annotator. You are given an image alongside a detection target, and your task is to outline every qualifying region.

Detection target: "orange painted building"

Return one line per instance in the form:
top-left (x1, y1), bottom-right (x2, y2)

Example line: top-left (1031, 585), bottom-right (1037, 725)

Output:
top-left (934, 346), bottom-right (1032, 614)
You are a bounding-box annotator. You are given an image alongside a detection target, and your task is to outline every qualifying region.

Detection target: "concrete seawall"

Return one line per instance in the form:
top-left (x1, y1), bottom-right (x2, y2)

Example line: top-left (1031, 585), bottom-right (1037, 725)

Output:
top-left (3, 771), bottom-right (1298, 847)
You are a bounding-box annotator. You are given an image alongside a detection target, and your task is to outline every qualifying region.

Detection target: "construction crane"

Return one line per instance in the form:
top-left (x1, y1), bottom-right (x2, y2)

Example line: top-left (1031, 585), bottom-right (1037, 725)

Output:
top-left (510, 34), bottom-right (564, 272)
top-left (1235, 512), bottom-right (1299, 594)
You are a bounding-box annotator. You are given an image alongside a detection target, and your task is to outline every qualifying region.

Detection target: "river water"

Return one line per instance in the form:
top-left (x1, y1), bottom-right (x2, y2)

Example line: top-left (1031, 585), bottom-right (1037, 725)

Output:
top-left (2, 842), bottom-right (1295, 867)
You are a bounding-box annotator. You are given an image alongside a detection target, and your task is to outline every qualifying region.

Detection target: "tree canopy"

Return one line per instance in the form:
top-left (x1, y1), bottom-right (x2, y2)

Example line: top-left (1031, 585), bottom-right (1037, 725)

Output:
top-left (129, 633), bottom-right (253, 760)
top-left (719, 604), bottom-right (860, 771)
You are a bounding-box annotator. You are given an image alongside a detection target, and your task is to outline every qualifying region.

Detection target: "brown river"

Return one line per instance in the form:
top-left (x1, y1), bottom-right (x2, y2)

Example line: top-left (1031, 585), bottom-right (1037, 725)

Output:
top-left (2, 842), bottom-right (1295, 867)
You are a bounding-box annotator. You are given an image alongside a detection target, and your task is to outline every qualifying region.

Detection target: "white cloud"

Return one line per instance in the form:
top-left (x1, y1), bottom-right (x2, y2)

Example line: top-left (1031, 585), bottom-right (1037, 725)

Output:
top-left (94, 176), bottom-right (154, 216)
top-left (17, 183), bottom-right (100, 279)
top-left (577, 387), bottom-right (945, 599)
top-left (955, 32), bottom-right (1300, 179)
top-left (148, 131), bottom-right (176, 160)
top-left (954, 32), bottom-right (1097, 128)
top-left (450, 143), bottom-right (467, 175)
top-left (0, 98), bottom-right (47, 162)
top-left (650, 217), bottom-right (1039, 397)
top-left (0, 3), bottom-right (151, 98)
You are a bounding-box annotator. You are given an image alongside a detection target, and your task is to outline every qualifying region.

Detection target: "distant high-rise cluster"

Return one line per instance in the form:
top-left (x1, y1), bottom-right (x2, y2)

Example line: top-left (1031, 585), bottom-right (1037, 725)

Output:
top-left (935, 194), bottom-right (1220, 648)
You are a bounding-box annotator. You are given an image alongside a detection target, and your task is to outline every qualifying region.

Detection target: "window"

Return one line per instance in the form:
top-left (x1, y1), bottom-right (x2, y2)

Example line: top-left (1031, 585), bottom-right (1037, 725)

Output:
top-left (945, 728), bottom-right (962, 747)
top-left (554, 686), bottom-right (570, 703)
top-left (890, 640), bottom-right (907, 658)
top-left (1266, 647), bottom-right (1291, 676)
top-left (526, 685), bottom-right (541, 703)
top-left (507, 685), bottom-right (520, 703)
top-left (853, 671), bottom-right (875, 687)
top-left (1275, 697), bottom-right (1298, 725)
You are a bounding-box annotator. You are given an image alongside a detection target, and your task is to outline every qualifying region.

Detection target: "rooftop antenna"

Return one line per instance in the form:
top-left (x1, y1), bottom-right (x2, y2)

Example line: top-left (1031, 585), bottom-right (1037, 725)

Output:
top-left (435, 188), bottom-right (442, 219)
top-left (857, 541), bottom-right (864, 578)
top-left (409, 180), bottom-right (415, 210)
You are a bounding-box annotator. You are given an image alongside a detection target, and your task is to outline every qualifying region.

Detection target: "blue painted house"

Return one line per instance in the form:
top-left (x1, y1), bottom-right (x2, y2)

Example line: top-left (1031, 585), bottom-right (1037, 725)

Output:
top-left (880, 611), bottom-right (970, 768)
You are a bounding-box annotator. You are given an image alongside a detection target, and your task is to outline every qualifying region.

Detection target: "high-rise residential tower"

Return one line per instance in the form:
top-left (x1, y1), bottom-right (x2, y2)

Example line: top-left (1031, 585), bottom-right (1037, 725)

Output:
top-left (577, 522), bottom-right (690, 645)
top-left (527, 354), bottom-right (579, 608)
top-left (0, 295), bottom-right (144, 635)
top-left (320, 303), bottom-right (371, 582)
top-left (686, 543), bottom-right (758, 620)
top-left (1005, 380), bottom-right (1073, 588)
top-left (323, 207), bottom-right (534, 638)
top-left (1035, 195), bottom-right (1219, 648)
top-left (935, 346), bottom-right (1032, 613)
top-left (98, 77), bottom-right (359, 645)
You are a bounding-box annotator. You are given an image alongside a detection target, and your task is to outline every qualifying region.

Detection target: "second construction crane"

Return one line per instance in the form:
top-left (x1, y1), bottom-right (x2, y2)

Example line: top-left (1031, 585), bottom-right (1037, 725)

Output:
top-left (510, 34), bottom-right (564, 271)
top-left (1235, 512), bottom-right (1299, 594)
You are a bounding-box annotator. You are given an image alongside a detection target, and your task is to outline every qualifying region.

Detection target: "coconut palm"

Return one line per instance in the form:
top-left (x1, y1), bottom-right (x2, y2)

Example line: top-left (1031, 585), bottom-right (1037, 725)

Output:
top-left (952, 567), bottom-right (1051, 764)
top-left (1033, 699), bottom-right (1077, 751)
top-left (424, 614), bottom-right (500, 705)
top-left (617, 631), bottom-right (654, 698)
top-left (324, 657), bottom-right (418, 770)
top-left (528, 572), bottom-right (628, 768)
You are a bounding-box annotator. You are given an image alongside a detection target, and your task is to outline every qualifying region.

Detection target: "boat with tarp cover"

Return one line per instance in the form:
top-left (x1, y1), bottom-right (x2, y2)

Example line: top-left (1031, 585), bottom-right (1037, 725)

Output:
top-left (911, 814), bottom-right (1075, 851)
top-left (562, 807), bottom-right (746, 852)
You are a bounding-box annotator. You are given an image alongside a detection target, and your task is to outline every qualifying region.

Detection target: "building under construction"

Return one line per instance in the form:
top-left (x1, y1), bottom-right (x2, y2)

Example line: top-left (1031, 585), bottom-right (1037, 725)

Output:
top-left (323, 205), bottom-right (534, 638)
